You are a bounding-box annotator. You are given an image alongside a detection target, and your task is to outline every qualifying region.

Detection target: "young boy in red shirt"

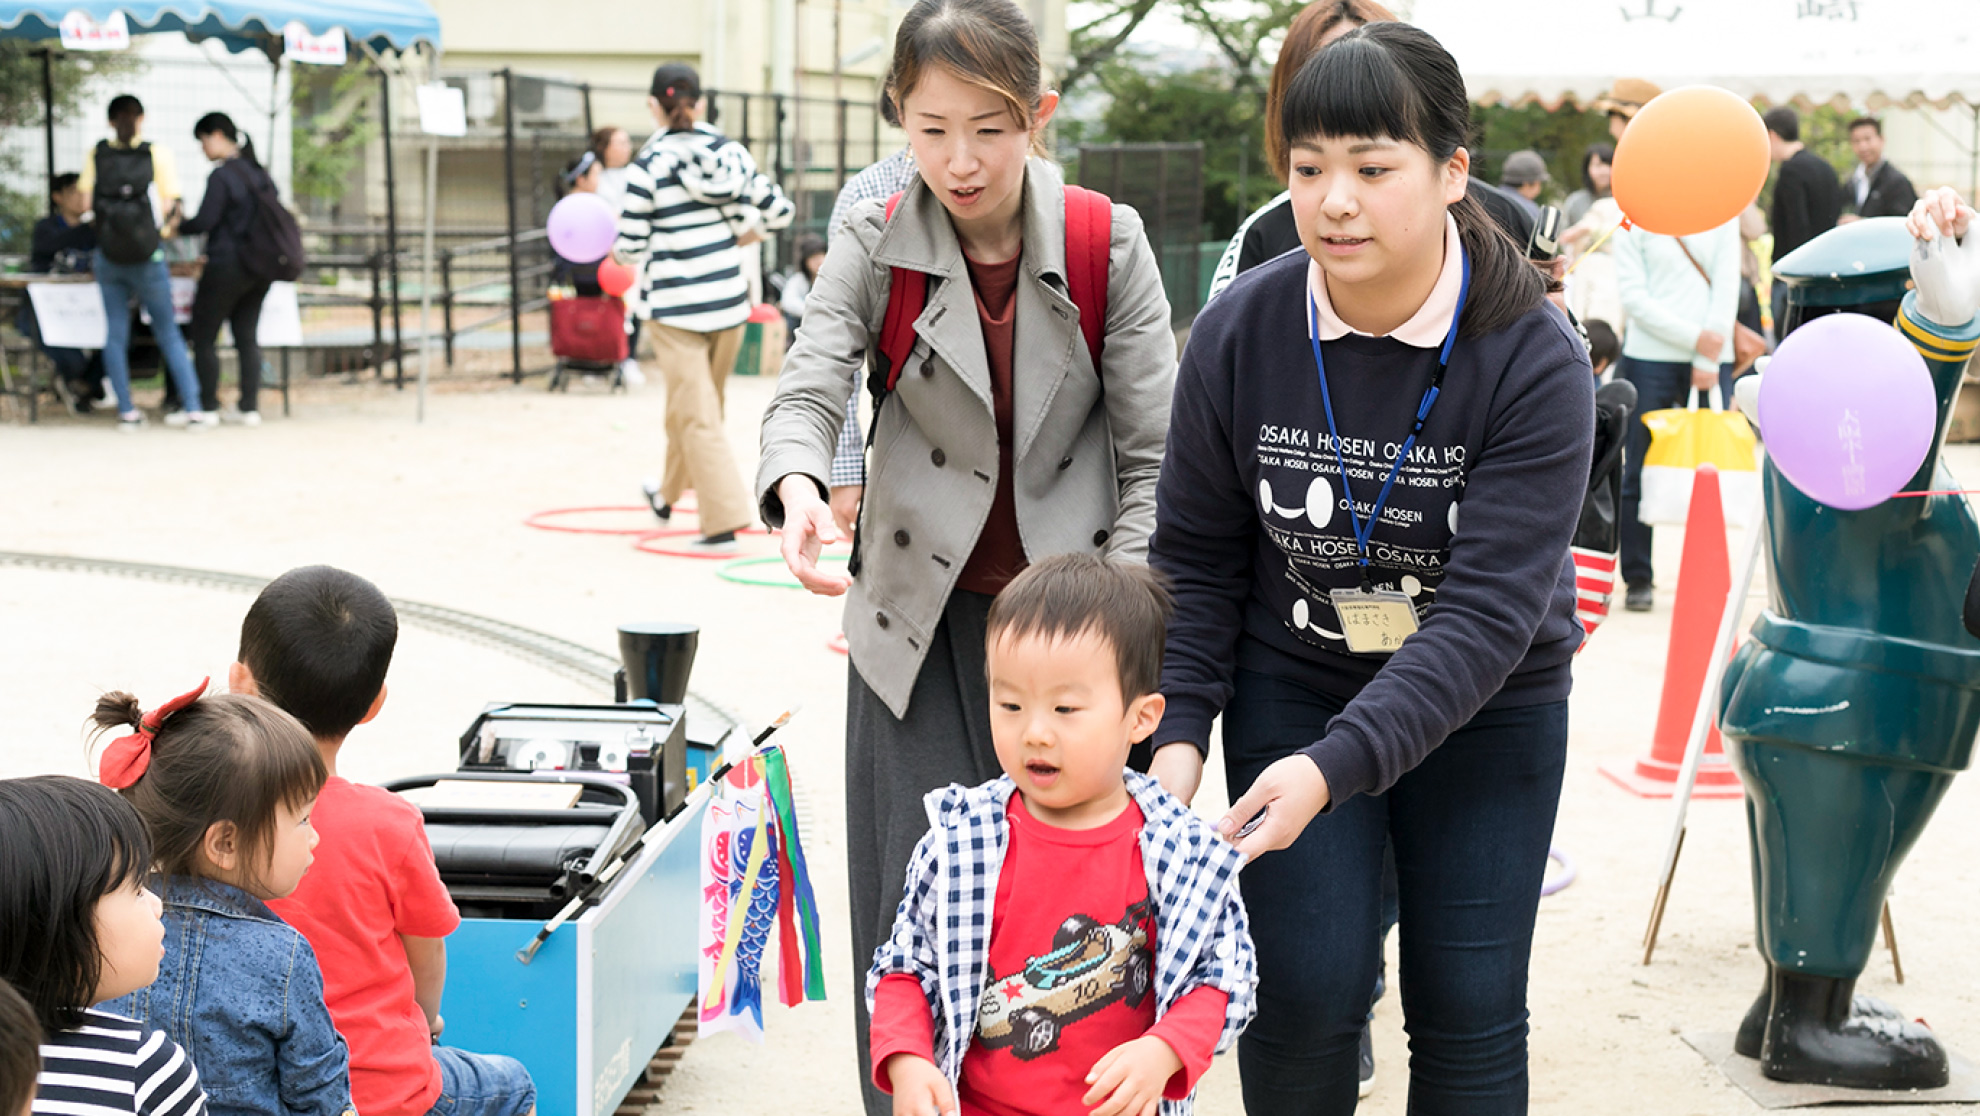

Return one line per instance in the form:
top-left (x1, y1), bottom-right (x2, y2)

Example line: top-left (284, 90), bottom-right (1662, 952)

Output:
top-left (231, 567), bottom-right (536, 1116)
top-left (871, 555), bottom-right (1257, 1116)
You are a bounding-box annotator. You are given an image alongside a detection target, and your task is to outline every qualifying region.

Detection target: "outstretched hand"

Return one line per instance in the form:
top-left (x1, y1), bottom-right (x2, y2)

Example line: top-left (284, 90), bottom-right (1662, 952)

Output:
top-left (1908, 187), bottom-right (1980, 329)
top-left (777, 475), bottom-right (854, 596)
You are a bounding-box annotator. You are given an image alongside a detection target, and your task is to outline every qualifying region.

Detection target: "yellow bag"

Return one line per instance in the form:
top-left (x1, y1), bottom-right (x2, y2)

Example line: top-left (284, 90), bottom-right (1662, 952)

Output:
top-left (1638, 387), bottom-right (1760, 527)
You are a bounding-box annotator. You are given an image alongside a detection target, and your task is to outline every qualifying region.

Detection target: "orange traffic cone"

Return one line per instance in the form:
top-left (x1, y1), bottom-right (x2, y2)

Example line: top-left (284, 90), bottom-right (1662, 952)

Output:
top-left (1600, 464), bottom-right (1745, 798)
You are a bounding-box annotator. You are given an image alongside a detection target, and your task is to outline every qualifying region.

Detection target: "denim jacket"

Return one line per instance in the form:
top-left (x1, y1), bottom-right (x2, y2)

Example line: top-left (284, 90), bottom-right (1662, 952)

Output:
top-left (105, 877), bottom-right (355, 1116)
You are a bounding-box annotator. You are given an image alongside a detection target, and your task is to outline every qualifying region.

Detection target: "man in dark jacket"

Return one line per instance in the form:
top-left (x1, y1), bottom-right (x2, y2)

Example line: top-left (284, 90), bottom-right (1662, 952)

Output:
top-left (1840, 116), bottom-right (1919, 223)
top-left (1764, 106), bottom-right (1843, 338)
top-left (21, 173), bottom-right (105, 410)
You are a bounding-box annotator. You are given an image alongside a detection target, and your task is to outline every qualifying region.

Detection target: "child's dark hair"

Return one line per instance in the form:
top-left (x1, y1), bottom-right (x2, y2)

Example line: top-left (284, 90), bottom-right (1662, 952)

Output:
top-left (986, 554), bottom-right (1173, 701)
top-left (193, 111), bottom-right (259, 166)
top-left (238, 565), bottom-right (398, 741)
top-left (91, 691), bottom-right (324, 895)
top-left (0, 776), bottom-right (152, 1035)
top-left (1281, 22), bottom-right (1545, 338)
top-left (1584, 318), bottom-right (1619, 372)
top-left (49, 172), bottom-right (79, 200)
top-left (888, 0), bottom-right (1041, 136)
top-left (0, 977), bottom-right (38, 1116)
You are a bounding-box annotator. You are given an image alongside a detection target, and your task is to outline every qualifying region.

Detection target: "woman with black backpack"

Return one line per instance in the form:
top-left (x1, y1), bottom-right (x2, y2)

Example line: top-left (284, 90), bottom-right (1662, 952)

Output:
top-left (180, 112), bottom-right (277, 425)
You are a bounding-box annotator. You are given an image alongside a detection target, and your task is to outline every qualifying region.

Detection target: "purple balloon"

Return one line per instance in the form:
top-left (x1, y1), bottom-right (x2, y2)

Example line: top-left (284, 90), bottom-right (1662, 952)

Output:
top-left (547, 193), bottom-right (617, 263)
top-left (1756, 312), bottom-right (1936, 510)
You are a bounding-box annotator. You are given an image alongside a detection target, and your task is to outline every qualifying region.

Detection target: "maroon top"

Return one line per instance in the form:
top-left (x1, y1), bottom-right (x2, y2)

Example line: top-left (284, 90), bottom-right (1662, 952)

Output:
top-left (956, 251), bottom-right (1027, 595)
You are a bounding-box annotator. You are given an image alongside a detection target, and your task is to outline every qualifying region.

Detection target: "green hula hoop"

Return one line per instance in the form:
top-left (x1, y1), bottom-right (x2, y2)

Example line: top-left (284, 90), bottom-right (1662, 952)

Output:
top-left (717, 553), bottom-right (850, 589)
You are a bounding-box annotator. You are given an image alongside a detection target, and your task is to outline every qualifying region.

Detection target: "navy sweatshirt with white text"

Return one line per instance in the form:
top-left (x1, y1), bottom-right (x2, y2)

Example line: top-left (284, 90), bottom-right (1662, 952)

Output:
top-left (1150, 247), bottom-right (1594, 806)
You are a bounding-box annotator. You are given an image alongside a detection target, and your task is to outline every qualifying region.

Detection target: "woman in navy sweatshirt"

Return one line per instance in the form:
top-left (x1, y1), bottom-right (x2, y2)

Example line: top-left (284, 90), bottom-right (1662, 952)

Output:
top-left (1146, 24), bottom-right (1593, 1115)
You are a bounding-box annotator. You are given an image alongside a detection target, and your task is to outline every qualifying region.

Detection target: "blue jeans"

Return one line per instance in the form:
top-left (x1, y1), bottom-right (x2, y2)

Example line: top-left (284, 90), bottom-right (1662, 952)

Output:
top-left (1617, 356), bottom-right (1737, 589)
top-left (1223, 668), bottom-right (1568, 1115)
top-left (428, 1047), bottom-right (535, 1116)
top-left (94, 250), bottom-right (200, 415)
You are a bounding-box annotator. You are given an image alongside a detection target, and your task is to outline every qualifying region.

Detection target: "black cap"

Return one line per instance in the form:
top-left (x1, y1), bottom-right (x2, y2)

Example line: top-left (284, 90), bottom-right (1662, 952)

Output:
top-left (651, 63), bottom-right (701, 102)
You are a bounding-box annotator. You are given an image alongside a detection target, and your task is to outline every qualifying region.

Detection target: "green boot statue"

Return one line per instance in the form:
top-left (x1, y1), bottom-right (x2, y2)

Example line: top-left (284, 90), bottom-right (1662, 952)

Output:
top-left (1719, 206), bottom-right (1980, 1090)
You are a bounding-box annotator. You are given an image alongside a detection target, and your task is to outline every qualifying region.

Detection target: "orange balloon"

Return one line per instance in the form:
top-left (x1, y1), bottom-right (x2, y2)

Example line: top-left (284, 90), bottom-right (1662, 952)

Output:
top-left (1611, 86), bottom-right (1770, 238)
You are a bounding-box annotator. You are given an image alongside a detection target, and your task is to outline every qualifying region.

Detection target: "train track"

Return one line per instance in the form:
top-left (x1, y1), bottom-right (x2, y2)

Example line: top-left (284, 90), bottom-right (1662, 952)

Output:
top-left (0, 549), bottom-right (746, 738)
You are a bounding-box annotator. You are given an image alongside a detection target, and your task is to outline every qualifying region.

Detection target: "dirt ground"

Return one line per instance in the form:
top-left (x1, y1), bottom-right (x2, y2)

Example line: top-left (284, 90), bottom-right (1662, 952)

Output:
top-left (2, 371), bottom-right (1975, 1115)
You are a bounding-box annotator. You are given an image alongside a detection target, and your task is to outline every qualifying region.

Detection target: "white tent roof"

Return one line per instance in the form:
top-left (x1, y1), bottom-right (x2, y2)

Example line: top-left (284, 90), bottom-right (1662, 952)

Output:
top-left (1410, 0), bottom-right (1980, 110)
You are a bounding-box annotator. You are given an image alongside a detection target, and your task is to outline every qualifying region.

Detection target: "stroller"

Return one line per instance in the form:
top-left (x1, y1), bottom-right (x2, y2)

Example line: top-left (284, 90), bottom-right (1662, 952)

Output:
top-left (1572, 378), bottom-right (1638, 648)
top-left (547, 294), bottom-right (629, 392)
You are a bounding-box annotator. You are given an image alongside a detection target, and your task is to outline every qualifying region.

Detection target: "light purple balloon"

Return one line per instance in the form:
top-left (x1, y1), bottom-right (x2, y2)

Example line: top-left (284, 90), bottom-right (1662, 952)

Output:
top-left (547, 193), bottom-right (617, 263)
top-left (1756, 312), bottom-right (1936, 510)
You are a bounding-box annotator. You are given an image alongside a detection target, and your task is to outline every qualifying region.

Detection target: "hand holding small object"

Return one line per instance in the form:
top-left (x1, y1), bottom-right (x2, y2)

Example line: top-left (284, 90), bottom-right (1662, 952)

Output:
top-left (1218, 754), bottom-right (1331, 857)
top-left (1907, 188), bottom-right (1980, 329)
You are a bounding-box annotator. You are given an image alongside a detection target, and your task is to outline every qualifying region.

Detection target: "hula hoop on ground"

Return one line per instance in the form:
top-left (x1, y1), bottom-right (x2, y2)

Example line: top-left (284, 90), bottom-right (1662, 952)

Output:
top-left (1541, 845), bottom-right (1577, 897)
top-left (633, 526), bottom-right (772, 560)
top-left (524, 506), bottom-right (665, 536)
top-left (718, 553), bottom-right (850, 588)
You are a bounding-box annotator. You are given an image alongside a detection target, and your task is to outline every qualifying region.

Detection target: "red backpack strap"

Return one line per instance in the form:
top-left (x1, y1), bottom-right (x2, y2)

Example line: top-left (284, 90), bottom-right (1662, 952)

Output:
top-left (1060, 185), bottom-right (1112, 375)
top-left (876, 192), bottom-right (927, 393)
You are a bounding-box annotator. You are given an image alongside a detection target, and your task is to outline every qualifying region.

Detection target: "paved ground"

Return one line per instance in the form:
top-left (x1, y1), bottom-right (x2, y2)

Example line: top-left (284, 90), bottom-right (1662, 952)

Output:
top-left (2, 372), bottom-right (1975, 1115)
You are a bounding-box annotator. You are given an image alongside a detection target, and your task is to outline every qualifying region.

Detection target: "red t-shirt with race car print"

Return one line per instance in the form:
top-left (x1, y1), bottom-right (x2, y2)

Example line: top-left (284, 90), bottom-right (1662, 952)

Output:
top-left (872, 795), bottom-right (1227, 1112)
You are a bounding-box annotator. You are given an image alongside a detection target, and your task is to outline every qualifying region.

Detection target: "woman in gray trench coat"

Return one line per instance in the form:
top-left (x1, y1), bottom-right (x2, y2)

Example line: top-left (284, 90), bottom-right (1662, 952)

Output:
top-left (753, 1), bottom-right (1176, 1109)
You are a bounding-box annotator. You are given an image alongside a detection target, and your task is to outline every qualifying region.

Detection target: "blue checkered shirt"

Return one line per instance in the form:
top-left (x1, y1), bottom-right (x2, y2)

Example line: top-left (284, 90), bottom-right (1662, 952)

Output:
top-left (825, 148), bottom-right (920, 488)
top-left (867, 771), bottom-right (1257, 1115)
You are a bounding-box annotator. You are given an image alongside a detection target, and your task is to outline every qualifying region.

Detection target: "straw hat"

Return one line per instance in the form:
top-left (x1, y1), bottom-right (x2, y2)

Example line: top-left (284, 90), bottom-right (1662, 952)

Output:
top-left (1592, 77), bottom-right (1663, 120)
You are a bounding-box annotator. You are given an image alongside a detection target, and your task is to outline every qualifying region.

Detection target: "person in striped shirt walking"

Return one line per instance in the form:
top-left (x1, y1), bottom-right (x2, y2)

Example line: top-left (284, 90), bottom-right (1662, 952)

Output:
top-left (615, 63), bottom-right (795, 553)
top-left (0, 778), bottom-right (207, 1116)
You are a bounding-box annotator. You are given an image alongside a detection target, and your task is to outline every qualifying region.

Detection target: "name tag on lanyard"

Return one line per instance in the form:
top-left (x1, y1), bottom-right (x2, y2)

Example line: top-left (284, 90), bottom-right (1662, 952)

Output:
top-left (1308, 249), bottom-right (1470, 656)
top-left (1329, 586), bottom-right (1420, 654)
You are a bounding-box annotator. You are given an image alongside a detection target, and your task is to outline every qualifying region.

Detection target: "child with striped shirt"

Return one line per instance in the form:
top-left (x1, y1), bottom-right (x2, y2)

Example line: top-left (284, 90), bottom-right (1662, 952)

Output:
top-left (0, 777), bottom-right (207, 1116)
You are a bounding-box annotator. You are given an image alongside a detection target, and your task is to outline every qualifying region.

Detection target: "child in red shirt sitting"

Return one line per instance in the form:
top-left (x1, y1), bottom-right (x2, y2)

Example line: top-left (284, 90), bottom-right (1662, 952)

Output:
top-left (870, 555), bottom-right (1257, 1116)
top-left (231, 567), bottom-right (536, 1116)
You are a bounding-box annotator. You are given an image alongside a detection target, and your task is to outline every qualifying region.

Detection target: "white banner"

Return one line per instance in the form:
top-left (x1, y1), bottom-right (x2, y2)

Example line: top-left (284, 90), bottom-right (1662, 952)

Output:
top-left (282, 22), bottom-right (347, 67)
top-left (29, 280), bottom-right (304, 349)
top-left (59, 11), bottom-right (129, 51)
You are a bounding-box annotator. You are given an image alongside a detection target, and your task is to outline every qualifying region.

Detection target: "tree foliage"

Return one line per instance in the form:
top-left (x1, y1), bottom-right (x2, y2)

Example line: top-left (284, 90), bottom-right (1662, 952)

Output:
top-left (1063, 0), bottom-right (1301, 98)
top-left (1084, 59), bottom-right (1265, 239)
top-left (1471, 103), bottom-right (1612, 207)
top-left (289, 60), bottom-right (376, 213)
top-left (0, 44), bottom-right (143, 253)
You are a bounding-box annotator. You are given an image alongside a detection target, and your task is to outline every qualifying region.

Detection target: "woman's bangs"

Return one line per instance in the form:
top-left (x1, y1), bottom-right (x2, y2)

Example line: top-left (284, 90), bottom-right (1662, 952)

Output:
top-left (1280, 39), bottom-right (1423, 152)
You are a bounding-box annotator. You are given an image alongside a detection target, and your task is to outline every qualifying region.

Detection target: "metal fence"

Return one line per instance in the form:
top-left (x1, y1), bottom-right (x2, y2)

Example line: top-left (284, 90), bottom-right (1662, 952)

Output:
top-left (1075, 143), bottom-right (1207, 326)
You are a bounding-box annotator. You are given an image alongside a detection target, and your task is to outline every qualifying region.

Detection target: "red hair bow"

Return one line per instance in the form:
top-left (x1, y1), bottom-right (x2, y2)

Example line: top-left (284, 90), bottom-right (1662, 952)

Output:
top-left (99, 678), bottom-right (209, 790)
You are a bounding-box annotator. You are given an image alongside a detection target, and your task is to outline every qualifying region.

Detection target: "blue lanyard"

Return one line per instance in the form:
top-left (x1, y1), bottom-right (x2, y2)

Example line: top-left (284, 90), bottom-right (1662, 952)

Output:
top-left (1309, 251), bottom-right (1471, 588)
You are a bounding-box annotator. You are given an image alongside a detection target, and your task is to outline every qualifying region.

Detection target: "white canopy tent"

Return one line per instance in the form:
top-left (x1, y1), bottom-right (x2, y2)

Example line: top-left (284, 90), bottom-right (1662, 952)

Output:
top-left (1410, 0), bottom-right (1980, 110)
top-left (1410, 0), bottom-right (1980, 192)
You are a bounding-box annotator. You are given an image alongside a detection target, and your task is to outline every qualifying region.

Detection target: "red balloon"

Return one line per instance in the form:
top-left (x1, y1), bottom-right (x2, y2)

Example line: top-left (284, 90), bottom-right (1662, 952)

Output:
top-left (597, 258), bottom-right (636, 298)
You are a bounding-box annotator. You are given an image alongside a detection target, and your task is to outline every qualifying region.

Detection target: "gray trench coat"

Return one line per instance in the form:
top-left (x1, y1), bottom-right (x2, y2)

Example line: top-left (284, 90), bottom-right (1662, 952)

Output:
top-left (756, 159), bottom-right (1176, 716)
